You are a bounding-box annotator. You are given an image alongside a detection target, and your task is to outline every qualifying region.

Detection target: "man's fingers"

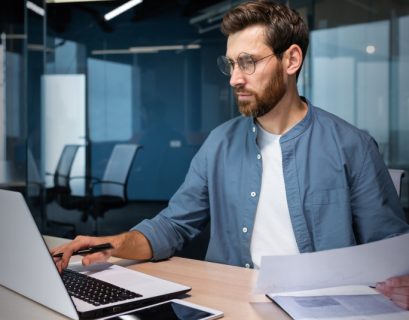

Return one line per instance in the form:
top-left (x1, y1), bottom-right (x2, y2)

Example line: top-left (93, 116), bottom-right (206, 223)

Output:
top-left (55, 259), bottom-right (63, 274)
top-left (60, 249), bottom-right (75, 270)
top-left (50, 235), bottom-right (115, 272)
top-left (82, 252), bottom-right (110, 266)
top-left (375, 282), bottom-right (388, 295)
top-left (50, 243), bottom-right (70, 256)
top-left (387, 275), bottom-right (409, 287)
top-left (389, 293), bottom-right (409, 310)
top-left (377, 279), bottom-right (409, 310)
top-left (50, 236), bottom-right (98, 270)
top-left (388, 287), bottom-right (409, 296)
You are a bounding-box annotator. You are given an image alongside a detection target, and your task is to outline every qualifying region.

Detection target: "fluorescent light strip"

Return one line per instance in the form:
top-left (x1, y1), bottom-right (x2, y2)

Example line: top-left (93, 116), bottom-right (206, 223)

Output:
top-left (91, 49), bottom-right (135, 55)
top-left (129, 44), bottom-right (200, 53)
top-left (27, 1), bottom-right (45, 16)
top-left (47, 0), bottom-right (113, 3)
top-left (92, 44), bottom-right (201, 55)
top-left (104, 0), bottom-right (143, 21)
top-left (28, 44), bottom-right (54, 52)
top-left (4, 34), bottom-right (27, 39)
top-left (127, 47), bottom-right (160, 53)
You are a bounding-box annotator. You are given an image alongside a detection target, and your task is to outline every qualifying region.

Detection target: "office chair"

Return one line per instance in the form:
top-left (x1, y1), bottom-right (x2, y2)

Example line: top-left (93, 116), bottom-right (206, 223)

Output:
top-left (388, 168), bottom-right (405, 198)
top-left (26, 148), bottom-right (48, 231)
top-left (58, 143), bottom-right (140, 235)
top-left (27, 146), bottom-right (80, 236)
top-left (27, 148), bottom-right (44, 200)
top-left (45, 144), bottom-right (81, 203)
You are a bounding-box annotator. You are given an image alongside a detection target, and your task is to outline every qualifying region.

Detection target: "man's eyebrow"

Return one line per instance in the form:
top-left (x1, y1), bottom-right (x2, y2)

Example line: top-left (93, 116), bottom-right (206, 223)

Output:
top-left (224, 55), bottom-right (235, 61)
top-left (226, 52), bottom-right (249, 59)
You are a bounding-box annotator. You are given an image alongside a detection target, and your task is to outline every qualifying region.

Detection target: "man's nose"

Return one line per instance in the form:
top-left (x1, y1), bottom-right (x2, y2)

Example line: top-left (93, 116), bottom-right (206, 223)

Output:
top-left (229, 66), bottom-right (246, 88)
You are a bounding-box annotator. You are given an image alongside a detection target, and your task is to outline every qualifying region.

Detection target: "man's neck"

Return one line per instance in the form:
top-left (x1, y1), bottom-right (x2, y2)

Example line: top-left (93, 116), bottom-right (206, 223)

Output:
top-left (256, 92), bottom-right (307, 135)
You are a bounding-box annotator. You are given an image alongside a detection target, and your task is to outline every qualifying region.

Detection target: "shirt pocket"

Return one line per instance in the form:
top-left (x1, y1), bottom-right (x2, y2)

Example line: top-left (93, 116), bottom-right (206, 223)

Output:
top-left (305, 188), bottom-right (354, 250)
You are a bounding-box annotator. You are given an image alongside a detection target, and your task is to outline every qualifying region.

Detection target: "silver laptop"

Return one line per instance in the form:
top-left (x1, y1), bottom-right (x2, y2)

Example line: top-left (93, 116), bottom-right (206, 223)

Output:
top-left (0, 190), bottom-right (191, 319)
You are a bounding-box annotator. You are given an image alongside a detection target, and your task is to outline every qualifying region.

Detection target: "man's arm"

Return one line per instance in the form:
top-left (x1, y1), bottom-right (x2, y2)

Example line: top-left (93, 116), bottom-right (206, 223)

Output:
top-left (51, 230), bottom-right (152, 273)
top-left (349, 137), bottom-right (408, 243)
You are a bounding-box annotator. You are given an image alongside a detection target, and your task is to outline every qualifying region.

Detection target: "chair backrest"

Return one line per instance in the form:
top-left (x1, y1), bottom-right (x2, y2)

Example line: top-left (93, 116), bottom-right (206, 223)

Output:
top-left (388, 168), bottom-right (405, 198)
top-left (54, 145), bottom-right (80, 189)
top-left (26, 148), bottom-right (44, 197)
top-left (100, 144), bottom-right (140, 198)
top-left (27, 148), bottom-right (43, 186)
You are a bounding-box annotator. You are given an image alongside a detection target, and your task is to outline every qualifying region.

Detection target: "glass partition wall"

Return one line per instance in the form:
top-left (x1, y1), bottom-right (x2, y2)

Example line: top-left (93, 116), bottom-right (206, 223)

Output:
top-left (0, 33), bottom-right (26, 190)
top-left (303, 0), bottom-right (409, 213)
top-left (16, 0), bottom-right (409, 236)
top-left (26, 0), bottom-right (46, 230)
top-left (0, 1), bottom-right (29, 217)
top-left (43, 1), bottom-right (235, 205)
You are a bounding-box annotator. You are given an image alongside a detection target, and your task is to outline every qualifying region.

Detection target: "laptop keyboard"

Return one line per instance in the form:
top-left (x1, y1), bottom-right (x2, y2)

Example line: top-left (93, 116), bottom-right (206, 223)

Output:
top-left (62, 269), bottom-right (142, 306)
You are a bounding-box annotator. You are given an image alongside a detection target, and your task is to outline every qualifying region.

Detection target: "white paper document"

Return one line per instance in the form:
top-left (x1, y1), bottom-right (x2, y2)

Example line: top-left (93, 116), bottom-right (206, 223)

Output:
top-left (269, 292), bottom-right (409, 320)
top-left (256, 233), bottom-right (409, 293)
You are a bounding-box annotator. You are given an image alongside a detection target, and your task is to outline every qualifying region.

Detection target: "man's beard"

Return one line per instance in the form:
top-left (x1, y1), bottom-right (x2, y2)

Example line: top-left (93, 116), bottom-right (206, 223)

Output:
top-left (235, 63), bottom-right (286, 118)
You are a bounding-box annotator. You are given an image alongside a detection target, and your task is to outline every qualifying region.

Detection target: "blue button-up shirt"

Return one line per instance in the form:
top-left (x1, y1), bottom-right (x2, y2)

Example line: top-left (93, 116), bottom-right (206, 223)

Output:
top-left (132, 99), bottom-right (409, 268)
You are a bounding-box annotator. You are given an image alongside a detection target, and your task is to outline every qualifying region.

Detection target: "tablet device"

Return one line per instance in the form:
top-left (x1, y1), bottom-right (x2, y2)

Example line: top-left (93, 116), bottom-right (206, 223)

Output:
top-left (104, 299), bottom-right (223, 320)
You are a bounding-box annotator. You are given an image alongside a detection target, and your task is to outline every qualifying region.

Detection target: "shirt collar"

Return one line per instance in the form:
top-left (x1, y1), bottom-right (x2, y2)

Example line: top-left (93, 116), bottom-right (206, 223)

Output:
top-left (248, 96), bottom-right (314, 143)
top-left (280, 96), bottom-right (313, 142)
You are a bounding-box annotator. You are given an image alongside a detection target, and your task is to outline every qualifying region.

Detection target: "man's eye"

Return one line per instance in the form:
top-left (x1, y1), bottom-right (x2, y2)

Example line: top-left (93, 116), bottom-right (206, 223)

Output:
top-left (237, 58), bottom-right (246, 66)
top-left (240, 56), bottom-right (253, 65)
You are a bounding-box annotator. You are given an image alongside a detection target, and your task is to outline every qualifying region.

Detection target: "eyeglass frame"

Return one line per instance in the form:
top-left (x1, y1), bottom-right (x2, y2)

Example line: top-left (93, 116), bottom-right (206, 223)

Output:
top-left (217, 51), bottom-right (281, 76)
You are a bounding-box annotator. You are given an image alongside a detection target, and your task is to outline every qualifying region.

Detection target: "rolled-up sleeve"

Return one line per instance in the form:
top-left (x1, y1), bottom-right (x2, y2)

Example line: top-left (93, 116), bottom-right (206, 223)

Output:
top-left (131, 139), bottom-right (210, 261)
top-left (350, 137), bottom-right (408, 243)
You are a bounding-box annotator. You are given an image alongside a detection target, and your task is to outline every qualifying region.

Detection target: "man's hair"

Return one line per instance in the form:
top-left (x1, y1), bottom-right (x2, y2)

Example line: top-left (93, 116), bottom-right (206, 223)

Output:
top-left (221, 0), bottom-right (309, 77)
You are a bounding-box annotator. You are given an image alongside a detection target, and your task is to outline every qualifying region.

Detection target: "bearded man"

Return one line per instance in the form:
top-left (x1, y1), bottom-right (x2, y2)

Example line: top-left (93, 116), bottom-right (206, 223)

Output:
top-left (53, 0), bottom-right (409, 310)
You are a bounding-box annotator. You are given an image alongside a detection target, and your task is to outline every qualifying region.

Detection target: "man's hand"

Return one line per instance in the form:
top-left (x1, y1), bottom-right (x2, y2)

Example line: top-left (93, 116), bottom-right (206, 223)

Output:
top-left (376, 275), bottom-right (409, 309)
top-left (50, 231), bottom-right (153, 273)
top-left (51, 235), bottom-right (118, 273)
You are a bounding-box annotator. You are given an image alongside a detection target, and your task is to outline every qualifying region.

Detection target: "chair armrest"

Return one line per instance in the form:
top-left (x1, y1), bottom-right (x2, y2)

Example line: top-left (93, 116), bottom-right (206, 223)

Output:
top-left (69, 176), bottom-right (101, 183)
top-left (92, 180), bottom-right (125, 187)
top-left (91, 180), bottom-right (127, 199)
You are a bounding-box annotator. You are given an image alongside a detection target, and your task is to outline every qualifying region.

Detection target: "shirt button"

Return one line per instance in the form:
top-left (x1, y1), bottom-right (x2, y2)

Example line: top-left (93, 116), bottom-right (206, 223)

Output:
top-left (252, 126), bottom-right (256, 133)
top-left (242, 227), bottom-right (248, 233)
top-left (245, 263), bottom-right (250, 268)
top-left (257, 154), bottom-right (261, 160)
top-left (250, 191), bottom-right (256, 197)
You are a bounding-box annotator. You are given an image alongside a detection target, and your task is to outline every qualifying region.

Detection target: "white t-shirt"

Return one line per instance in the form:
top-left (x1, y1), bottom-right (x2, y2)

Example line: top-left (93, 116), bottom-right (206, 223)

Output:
top-left (250, 124), bottom-right (299, 269)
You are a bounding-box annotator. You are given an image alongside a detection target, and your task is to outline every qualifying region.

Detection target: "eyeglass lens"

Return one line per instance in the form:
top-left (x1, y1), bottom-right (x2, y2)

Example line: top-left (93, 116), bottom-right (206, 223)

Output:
top-left (217, 53), bottom-right (257, 76)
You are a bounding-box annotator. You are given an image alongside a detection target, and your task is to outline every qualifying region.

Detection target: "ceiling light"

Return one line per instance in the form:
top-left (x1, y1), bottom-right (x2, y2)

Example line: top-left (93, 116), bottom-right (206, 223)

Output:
top-left (28, 44), bottom-right (54, 52)
top-left (91, 44), bottom-right (201, 55)
top-left (92, 48), bottom-right (159, 55)
top-left (104, 0), bottom-right (143, 21)
top-left (27, 1), bottom-right (45, 16)
top-left (91, 49), bottom-right (136, 55)
top-left (366, 45), bottom-right (376, 54)
top-left (189, 0), bottom-right (244, 34)
top-left (129, 44), bottom-right (200, 53)
top-left (47, 0), bottom-right (113, 3)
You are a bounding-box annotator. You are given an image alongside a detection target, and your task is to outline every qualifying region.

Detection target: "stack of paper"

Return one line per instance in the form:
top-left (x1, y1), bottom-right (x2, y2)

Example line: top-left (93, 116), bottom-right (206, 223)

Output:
top-left (256, 233), bottom-right (409, 320)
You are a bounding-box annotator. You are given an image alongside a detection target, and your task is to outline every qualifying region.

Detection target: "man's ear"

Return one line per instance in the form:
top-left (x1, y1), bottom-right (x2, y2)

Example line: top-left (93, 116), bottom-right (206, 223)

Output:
top-left (284, 44), bottom-right (303, 76)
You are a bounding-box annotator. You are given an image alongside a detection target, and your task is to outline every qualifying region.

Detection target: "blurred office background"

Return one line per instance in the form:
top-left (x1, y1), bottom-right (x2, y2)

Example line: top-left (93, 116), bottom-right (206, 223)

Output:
top-left (1, 0), bottom-right (408, 259)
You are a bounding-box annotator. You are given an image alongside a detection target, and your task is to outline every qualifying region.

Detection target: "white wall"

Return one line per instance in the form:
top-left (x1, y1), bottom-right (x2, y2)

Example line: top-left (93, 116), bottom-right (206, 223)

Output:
top-left (41, 74), bottom-right (86, 193)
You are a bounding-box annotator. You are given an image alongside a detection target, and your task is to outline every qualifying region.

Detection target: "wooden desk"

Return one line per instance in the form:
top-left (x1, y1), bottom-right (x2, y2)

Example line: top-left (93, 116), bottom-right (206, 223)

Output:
top-left (0, 236), bottom-right (290, 319)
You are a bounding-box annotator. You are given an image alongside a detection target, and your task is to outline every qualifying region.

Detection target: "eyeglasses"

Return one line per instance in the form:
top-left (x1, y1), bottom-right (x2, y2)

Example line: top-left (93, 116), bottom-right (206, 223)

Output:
top-left (217, 52), bottom-right (276, 76)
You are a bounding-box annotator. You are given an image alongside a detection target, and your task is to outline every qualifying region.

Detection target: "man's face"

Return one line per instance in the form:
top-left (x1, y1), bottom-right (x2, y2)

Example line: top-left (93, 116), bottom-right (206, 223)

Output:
top-left (226, 25), bottom-right (286, 118)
